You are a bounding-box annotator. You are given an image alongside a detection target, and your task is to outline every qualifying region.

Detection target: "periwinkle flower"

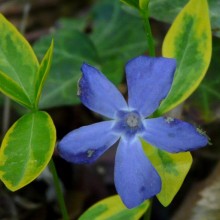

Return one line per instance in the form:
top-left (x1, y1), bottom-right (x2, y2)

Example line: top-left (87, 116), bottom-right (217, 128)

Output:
top-left (58, 56), bottom-right (208, 208)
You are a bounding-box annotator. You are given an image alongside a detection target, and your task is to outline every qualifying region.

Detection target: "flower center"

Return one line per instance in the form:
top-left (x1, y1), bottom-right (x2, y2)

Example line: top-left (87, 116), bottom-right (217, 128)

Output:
top-left (113, 110), bottom-right (144, 138)
top-left (126, 113), bottom-right (140, 128)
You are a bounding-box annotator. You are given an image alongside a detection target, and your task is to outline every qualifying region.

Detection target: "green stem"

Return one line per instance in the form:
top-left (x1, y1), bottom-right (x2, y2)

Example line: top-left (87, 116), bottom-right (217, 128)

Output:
top-left (20, 2), bottom-right (69, 219)
top-left (140, 9), bottom-right (155, 57)
top-left (48, 159), bottom-right (70, 220)
top-left (143, 199), bottom-right (153, 220)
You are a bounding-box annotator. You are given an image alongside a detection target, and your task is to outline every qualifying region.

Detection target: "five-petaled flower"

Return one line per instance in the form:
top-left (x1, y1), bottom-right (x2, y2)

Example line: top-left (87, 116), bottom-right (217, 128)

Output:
top-left (58, 56), bottom-right (208, 208)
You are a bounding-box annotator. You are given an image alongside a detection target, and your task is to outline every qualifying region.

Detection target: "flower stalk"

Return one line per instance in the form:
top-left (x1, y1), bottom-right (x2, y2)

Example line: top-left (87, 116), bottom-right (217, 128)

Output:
top-left (48, 159), bottom-right (70, 220)
top-left (140, 8), bottom-right (155, 57)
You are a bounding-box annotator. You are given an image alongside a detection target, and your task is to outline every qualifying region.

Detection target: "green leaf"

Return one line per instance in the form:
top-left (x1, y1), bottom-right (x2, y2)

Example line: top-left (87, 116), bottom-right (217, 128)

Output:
top-left (149, 0), bottom-right (220, 38)
top-left (142, 140), bottom-right (192, 206)
top-left (0, 111), bottom-right (56, 191)
top-left (34, 40), bottom-right (54, 108)
top-left (120, 0), bottom-right (139, 9)
top-left (187, 37), bottom-right (220, 123)
top-left (139, 0), bottom-right (149, 11)
top-left (90, 0), bottom-right (146, 82)
top-left (155, 0), bottom-right (212, 115)
top-left (34, 30), bottom-right (99, 109)
top-left (0, 70), bottom-right (32, 108)
top-left (79, 195), bottom-right (150, 220)
top-left (0, 14), bottom-right (39, 108)
top-left (34, 0), bottom-right (147, 109)
top-left (58, 17), bottom-right (87, 32)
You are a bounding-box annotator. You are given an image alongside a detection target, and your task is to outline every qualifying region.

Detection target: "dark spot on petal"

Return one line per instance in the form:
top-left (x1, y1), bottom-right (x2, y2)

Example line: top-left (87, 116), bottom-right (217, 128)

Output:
top-left (168, 133), bottom-right (176, 138)
top-left (139, 186), bottom-right (146, 193)
top-left (176, 127), bottom-right (183, 132)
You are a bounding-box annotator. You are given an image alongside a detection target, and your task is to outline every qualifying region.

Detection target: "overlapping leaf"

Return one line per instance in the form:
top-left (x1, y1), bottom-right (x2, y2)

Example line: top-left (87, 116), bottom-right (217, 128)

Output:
top-left (155, 0), bottom-right (212, 115)
top-left (0, 70), bottom-right (31, 108)
top-left (121, 0), bottom-right (149, 10)
top-left (79, 195), bottom-right (150, 220)
top-left (34, 30), bottom-right (99, 108)
top-left (0, 14), bottom-right (39, 109)
top-left (90, 0), bottom-right (147, 80)
top-left (187, 37), bottom-right (220, 123)
top-left (142, 140), bottom-right (192, 206)
top-left (120, 0), bottom-right (139, 9)
top-left (0, 111), bottom-right (56, 191)
top-left (34, 40), bottom-right (54, 108)
top-left (149, 0), bottom-right (220, 38)
top-left (34, 0), bottom-right (147, 109)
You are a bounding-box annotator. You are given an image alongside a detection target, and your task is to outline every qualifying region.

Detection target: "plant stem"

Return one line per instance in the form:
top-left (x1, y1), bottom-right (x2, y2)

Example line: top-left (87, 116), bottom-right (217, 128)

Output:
top-left (143, 199), bottom-right (153, 220)
top-left (49, 159), bottom-right (70, 220)
top-left (140, 9), bottom-right (155, 57)
top-left (21, 2), bottom-right (69, 219)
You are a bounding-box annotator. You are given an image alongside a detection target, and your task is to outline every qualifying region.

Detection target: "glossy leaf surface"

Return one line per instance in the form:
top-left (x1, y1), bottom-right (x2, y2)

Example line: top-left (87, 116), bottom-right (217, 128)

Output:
top-left (0, 70), bottom-right (32, 108)
top-left (149, 0), bottom-right (220, 37)
top-left (142, 140), bottom-right (192, 206)
top-left (156, 0), bottom-right (212, 115)
top-left (35, 30), bottom-right (98, 108)
top-left (0, 14), bottom-right (39, 108)
top-left (187, 37), bottom-right (220, 123)
top-left (0, 111), bottom-right (56, 191)
top-left (120, 0), bottom-right (139, 9)
top-left (34, 40), bottom-right (54, 107)
top-left (34, 0), bottom-right (147, 108)
top-left (79, 195), bottom-right (150, 220)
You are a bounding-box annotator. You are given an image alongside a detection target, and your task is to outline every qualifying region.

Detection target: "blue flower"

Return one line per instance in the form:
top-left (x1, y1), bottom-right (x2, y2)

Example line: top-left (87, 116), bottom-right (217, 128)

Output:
top-left (58, 56), bottom-right (208, 208)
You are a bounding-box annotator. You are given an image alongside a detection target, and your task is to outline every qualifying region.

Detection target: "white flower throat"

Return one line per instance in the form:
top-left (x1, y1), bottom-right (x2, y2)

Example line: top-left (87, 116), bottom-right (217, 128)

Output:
top-left (114, 110), bottom-right (144, 138)
top-left (126, 113), bottom-right (140, 128)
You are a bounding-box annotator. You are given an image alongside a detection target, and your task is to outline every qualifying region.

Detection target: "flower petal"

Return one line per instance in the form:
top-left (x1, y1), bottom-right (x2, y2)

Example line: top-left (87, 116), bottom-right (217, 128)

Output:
top-left (126, 56), bottom-right (176, 117)
top-left (58, 121), bottom-right (119, 164)
top-left (114, 138), bottom-right (161, 208)
top-left (79, 63), bottom-right (128, 119)
top-left (141, 117), bottom-right (208, 153)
